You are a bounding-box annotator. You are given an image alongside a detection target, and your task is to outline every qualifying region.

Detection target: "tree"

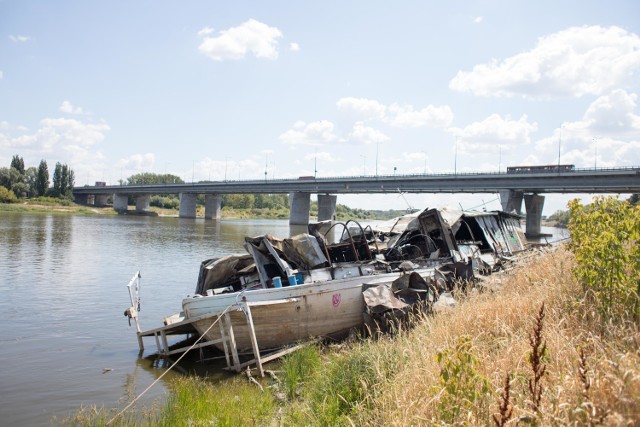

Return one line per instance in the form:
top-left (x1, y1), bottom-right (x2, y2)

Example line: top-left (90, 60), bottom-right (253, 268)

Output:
top-left (24, 167), bottom-right (38, 198)
top-left (126, 173), bottom-right (184, 185)
top-left (36, 160), bottom-right (49, 196)
top-left (0, 166), bottom-right (23, 193)
top-left (10, 155), bottom-right (25, 174)
top-left (629, 194), bottom-right (639, 205)
top-left (51, 162), bottom-right (75, 198)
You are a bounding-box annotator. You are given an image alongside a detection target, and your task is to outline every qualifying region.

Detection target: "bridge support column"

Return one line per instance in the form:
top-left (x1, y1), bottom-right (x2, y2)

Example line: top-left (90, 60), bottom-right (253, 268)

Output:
top-left (204, 194), bottom-right (221, 220)
top-left (113, 193), bottom-right (128, 213)
top-left (95, 194), bottom-right (109, 207)
top-left (289, 192), bottom-right (311, 225)
top-left (179, 193), bottom-right (197, 218)
top-left (317, 194), bottom-right (337, 221)
top-left (524, 194), bottom-right (545, 237)
top-left (135, 194), bottom-right (151, 212)
top-left (499, 190), bottom-right (523, 215)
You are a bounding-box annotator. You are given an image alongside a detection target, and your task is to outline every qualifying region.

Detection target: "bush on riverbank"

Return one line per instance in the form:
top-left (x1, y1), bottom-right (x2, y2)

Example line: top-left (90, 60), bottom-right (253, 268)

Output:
top-left (0, 185), bottom-right (17, 203)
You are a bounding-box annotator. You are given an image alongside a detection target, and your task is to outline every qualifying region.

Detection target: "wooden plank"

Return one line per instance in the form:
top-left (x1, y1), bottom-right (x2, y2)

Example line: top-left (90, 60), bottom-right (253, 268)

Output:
top-left (139, 308), bottom-right (242, 337)
top-left (163, 339), bottom-right (224, 356)
top-left (226, 343), bottom-right (308, 371)
top-left (219, 318), bottom-right (232, 370)
top-left (224, 312), bottom-right (241, 372)
top-left (242, 301), bottom-right (264, 377)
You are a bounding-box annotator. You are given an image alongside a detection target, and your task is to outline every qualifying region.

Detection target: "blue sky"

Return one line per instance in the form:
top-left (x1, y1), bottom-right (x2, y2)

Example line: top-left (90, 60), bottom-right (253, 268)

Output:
top-left (1, 1), bottom-right (639, 214)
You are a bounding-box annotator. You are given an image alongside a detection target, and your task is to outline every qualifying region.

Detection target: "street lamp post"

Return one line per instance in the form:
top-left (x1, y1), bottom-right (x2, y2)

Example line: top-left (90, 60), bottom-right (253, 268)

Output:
top-left (558, 124), bottom-right (563, 170)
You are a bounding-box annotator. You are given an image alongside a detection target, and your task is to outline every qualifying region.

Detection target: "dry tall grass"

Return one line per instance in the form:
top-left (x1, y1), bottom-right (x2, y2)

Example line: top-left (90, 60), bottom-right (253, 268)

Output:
top-left (342, 246), bottom-right (639, 426)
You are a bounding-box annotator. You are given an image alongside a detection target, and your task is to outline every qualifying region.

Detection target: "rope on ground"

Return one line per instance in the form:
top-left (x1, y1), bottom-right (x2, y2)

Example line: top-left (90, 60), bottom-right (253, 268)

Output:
top-left (106, 303), bottom-right (235, 426)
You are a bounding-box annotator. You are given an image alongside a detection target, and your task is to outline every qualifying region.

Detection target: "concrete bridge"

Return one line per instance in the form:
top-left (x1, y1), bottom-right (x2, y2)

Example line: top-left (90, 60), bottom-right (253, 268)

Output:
top-left (74, 166), bottom-right (640, 237)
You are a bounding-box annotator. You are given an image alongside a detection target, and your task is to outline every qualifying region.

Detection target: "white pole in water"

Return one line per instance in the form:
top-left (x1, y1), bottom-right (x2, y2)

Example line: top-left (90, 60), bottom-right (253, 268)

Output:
top-left (127, 271), bottom-right (143, 350)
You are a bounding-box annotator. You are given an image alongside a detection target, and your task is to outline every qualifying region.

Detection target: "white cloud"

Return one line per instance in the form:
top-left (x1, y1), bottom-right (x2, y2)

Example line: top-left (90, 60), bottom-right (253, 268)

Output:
top-left (59, 101), bottom-right (84, 115)
top-left (0, 70), bottom-right (3, 79)
top-left (115, 153), bottom-right (155, 172)
top-left (473, 16), bottom-right (483, 24)
top-left (531, 90), bottom-right (640, 166)
top-left (582, 89), bottom-right (640, 136)
top-left (304, 151), bottom-right (337, 162)
top-left (0, 116), bottom-right (110, 184)
top-left (336, 97), bottom-right (386, 122)
top-left (449, 25), bottom-right (640, 98)
top-left (450, 114), bottom-right (538, 153)
top-left (9, 35), bottom-right (31, 43)
top-left (347, 121), bottom-right (390, 145)
top-left (198, 19), bottom-right (283, 61)
top-left (336, 97), bottom-right (452, 129)
top-left (290, 42), bottom-right (300, 52)
top-left (386, 103), bottom-right (454, 128)
top-left (279, 120), bottom-right (337, 146)
top-left (197, 26), bottom-right (214, 37)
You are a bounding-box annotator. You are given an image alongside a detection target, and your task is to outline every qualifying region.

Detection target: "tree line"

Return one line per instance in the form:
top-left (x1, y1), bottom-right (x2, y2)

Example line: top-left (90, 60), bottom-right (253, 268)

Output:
top-left (0, 154), bottom-right (75, 203)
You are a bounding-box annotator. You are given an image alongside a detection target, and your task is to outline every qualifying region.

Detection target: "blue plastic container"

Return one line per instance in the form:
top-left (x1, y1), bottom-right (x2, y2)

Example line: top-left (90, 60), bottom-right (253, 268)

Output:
top-left (288, 275), bottom-right (297, 286)
top-left (272, 276), bottom-right (282, 288)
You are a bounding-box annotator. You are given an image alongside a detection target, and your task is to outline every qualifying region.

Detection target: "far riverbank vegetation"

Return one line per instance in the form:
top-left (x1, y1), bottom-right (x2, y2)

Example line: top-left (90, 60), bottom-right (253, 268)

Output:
top-left (61, 196), bottom-right (639, 426)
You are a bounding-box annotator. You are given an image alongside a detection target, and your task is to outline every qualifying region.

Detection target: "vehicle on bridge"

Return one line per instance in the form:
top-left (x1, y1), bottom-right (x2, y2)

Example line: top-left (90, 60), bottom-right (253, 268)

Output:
top-left (507, 164), bottom-right (575, 173)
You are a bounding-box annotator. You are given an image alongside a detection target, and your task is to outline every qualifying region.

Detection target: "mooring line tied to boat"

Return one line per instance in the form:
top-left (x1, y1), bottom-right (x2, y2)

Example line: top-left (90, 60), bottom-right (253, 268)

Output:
top-left (106, 303), bottom-right (235, 426)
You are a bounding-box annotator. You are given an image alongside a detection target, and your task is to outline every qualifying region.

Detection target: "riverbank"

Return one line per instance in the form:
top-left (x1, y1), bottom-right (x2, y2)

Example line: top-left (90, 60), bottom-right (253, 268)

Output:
top-left (64, 245), bottom-right (639, 426)
top-left (0, 202), bottom-right (287, 219)
top-left (0, 202), bottom-right (378, 221)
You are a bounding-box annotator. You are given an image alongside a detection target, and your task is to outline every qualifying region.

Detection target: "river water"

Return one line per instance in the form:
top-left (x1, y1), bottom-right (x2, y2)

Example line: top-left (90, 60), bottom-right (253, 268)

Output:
top-left (0, 212), bottom-right (568, 425)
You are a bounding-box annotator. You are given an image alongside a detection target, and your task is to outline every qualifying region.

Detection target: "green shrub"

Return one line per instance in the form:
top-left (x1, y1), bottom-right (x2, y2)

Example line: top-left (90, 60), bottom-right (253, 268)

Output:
top-left (435, 335), bottom-right (490, 424)
top-left (568, 196), bottom-right (640, 320)
top-left (29, 196), bottom-right (73, 206)
top-left (0, 185), bottom-right (17, 203)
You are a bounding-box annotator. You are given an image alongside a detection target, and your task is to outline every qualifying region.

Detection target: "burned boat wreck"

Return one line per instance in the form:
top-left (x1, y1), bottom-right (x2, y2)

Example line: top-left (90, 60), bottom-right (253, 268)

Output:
top-left (129, 207), bottom-right (527, 374)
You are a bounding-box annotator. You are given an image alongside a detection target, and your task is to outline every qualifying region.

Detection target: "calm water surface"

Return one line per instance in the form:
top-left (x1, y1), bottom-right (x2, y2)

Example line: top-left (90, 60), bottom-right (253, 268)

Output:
top-left (0, 212), bottom-right (297, 425)
top-left (0, 212), bottom-right (568, 425)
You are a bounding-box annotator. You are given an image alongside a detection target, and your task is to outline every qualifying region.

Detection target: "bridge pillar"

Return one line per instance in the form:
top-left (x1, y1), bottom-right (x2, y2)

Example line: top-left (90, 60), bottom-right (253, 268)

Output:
top-left (204, 194), bottom-right (221, 220)
top-left (113, 193), bottom-right (129, 213)
top-left (524, 194), bottom-right (545, 237)
top-left (317, 194), bottom-right (337, 221)
top-left (499, 190), bottom-right (523, 215)
top-left (289, 192), bottom-right (311, 225)
top-left (95, 194), bottom-right (109, 207)
top-left (135, 194), bottom-right (151, 212)
top-left (179, 193), bottom-right (197, 218)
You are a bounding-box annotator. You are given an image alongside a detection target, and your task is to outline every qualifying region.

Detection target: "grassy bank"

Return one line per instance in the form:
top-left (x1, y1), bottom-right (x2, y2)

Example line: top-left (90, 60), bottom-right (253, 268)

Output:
top-left (65, 245), bottom-right (639, 426)
top-left (0, 200), bottom-right (117, 215)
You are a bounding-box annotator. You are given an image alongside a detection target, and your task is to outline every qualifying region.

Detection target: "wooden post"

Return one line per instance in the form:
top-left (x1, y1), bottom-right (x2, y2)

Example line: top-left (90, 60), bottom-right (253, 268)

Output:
top-left (243, 301), bottom-right (264, 377)
top-left (219, 317), bottom-right (232, 370)
top-left (153, 332), bottom-right (161, 354)
top-left (161, 331), bottom-right (169, 356)
top-left (224, 312), bottom-right (241, 372)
